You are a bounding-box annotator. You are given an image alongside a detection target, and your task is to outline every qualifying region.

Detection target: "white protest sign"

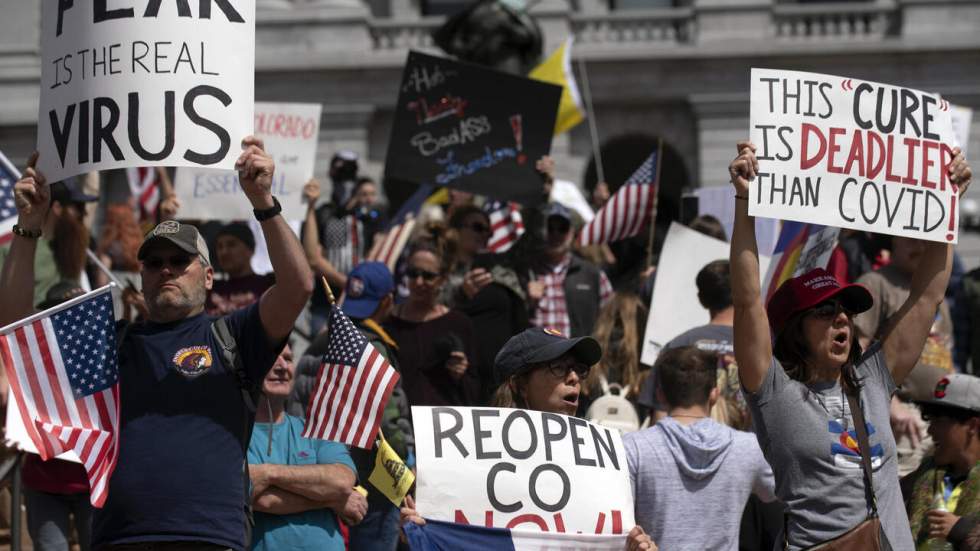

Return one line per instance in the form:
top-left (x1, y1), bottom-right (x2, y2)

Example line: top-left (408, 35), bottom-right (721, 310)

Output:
top-left (950, 103), bottom-right (973, 159)
top-left (550, 179), bottom-right (595, 224)
top-left (38, 1), bottom-right (256, 183)
top-left (413, 406), bottom-right (635, 535)
top-left (641, 222), bottom-right (770, 366)
top-left (749, 68), bottom-right (959, 243)
top-left (174, 102), bottom-right (322, 221)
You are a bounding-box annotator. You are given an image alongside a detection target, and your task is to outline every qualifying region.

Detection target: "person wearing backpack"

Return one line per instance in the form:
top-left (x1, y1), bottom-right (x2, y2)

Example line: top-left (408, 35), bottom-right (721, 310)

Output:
top-left (623, 346), bottom-right (776, 551)
top-left (1, 139), bottom-right (314, 551)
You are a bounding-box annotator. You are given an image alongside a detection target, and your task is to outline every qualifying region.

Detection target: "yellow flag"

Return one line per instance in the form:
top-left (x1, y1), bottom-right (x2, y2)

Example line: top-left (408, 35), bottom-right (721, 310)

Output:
top-left (424, 187), bottom-right (449, 206)
top-left (529, 38), bottom-right (585, 135)
top-left (367, 433), bottom-right (415, 506)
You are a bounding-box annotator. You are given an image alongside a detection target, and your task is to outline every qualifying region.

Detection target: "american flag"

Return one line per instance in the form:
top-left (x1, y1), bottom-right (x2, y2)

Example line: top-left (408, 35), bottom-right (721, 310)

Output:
top-left (578, 151), bottom-right (659, 246)
top-left (0, 151), bottom-right (21, 245)
top-left (484, 200), bottom-right (525, 253)
top-left (366, 184), bottom-right (432, 270)
top-left (126, 167), bottom-right (160, 223)
top-left (303, 304), bottom-right (399, 450)
top-left (0, 287), bottom-right (120, 507)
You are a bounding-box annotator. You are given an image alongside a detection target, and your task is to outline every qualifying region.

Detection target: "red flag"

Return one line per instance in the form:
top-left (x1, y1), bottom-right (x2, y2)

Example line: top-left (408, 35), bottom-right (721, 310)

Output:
top-left (578, 152), bottom-right (659, 246)
top-left (303, 304), bottom-right (399, 449)
top-left (0, 287), bottom-right (120, 507)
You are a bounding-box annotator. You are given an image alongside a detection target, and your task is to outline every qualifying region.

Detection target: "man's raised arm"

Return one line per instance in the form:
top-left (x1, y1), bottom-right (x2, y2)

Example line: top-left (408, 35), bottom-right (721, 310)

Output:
top-left (0, 153), bottom-right (50, 327)
top-left (235, 136), bottom-right (315, 344)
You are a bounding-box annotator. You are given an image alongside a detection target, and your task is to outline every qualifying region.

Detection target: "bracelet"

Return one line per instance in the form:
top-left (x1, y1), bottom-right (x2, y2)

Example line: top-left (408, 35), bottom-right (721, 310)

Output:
top-left (734, 195), bottom-right (748, 201)
top-left (12, 224), bottom-right (41, 239)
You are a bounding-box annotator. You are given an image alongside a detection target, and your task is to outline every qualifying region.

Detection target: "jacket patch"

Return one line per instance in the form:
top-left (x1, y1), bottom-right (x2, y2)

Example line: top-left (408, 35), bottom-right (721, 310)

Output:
top-left (173, 346), bottom-right (213, 379)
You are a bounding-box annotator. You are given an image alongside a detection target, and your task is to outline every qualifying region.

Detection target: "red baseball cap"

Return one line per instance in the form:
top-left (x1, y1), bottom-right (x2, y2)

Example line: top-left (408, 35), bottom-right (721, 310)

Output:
top-left (766, 268), bottom-right (873, 334)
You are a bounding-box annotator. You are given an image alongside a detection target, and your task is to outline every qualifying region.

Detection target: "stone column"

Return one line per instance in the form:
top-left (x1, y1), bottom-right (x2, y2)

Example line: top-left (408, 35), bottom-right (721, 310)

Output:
top-left (689, 92), bottom-right (749, 188)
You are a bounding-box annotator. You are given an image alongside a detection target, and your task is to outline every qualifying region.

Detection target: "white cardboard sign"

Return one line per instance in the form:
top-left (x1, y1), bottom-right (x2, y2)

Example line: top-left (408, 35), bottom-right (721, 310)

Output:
top-left (413, 406), bottom-right (635, 535)
top-left (174, 102), bottom-right (322, 221)
top-left (641, 222), bottom-right (770, 366)
top-left (38, 1), bottom-right (256, 183)
top-left (950, 103), bottom-right (973, 159)
top-left (749, 68), bottom-right (959, 243)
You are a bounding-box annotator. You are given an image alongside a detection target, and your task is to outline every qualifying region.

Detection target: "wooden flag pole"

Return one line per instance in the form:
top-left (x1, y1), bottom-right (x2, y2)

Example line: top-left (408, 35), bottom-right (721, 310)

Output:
top-left (644, 138), bottom-right (665, 269)
top-left (577, 57), bottom-right (605, 185)
top-left (321, 276), bottom-right (336, 306)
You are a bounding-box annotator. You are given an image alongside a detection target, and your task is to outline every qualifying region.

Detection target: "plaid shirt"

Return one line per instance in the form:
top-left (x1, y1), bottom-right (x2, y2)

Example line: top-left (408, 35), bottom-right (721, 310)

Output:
top-left (531, 255), bottom-right (613, 337)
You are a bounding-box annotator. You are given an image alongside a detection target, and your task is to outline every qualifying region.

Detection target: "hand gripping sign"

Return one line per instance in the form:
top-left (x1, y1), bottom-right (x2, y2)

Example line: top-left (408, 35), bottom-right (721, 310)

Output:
top-left (38, 1), bottom-right (256, 183)
top-left (413, 406), bottom-right (636, 535)
top-left (749, 69), bottom-right (959, 243)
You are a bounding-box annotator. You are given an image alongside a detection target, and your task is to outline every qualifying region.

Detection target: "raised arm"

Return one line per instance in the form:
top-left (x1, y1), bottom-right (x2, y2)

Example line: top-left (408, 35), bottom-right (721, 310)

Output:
top-left (729, 141), bottom-right (774, 393)
top-left (0, 153), bottom-right (49, 326)
top-left (300, 179), bottom-right (347, 289)
top-left (236, 137), bottom-right (315, 344)
top-left (879, 148), bottom-right (971, 385)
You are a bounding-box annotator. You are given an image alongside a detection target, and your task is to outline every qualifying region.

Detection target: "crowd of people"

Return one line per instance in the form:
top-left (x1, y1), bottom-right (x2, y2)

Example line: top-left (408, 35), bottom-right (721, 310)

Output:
top-left (0, 134), bottom-right (977, 551)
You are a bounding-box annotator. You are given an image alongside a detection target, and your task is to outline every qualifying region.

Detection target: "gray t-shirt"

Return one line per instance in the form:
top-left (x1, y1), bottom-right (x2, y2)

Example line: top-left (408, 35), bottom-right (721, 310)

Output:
top-left (745, 346), bottom-right (914, 550)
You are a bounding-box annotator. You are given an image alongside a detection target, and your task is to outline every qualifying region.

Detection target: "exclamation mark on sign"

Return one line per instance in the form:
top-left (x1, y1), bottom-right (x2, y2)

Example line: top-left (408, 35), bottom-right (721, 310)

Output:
top-left (510, 114), bottom-right (526, 165)
top-left (947, 185), bottom-right (958, 242)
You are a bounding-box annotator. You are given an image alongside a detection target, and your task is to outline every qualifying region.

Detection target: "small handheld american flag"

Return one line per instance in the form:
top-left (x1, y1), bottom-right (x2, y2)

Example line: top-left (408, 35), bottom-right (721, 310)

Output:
top-left (484, 200), bottom-right (525, 253)
top-left (126, 167), bottom-right (160, 225)
top-left (0, 150), bottom-right (22, 245)
top-left (303, 304), bottom-right (400, 450)
top-left (578, 150), bottom-right (660, 246)
top-left (0, 286), bottom-right (120, 507)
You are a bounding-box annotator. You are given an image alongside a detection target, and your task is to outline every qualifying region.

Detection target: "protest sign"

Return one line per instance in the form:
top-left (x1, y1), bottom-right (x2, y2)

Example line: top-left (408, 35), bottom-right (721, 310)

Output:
top-left (550, 179), bottom-right (594, 224)
top-left (385, 51), bottom-right (562, 206)
top-left (413, 406), bottom-right (635, 535)
top-left (37, 1), bottom-right (256, 183)
top-left (950, 103), bottom-right (973, 159)
top-left (174, 102), bottom-right (322, 221)
top-left (641, 222), bottom-right (771, 365)
top-left (749, 69), bottom-right (959, 243)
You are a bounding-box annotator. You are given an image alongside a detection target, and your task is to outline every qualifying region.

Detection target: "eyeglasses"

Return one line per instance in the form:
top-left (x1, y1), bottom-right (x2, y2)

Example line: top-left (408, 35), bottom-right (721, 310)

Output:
top-left (541, 356), bottom-right (591, 380)
top-left (807, 300), bottom-right (854, 320)
top-left (406, 267), bottom-right (440, 282)
top-left (143, 254), bottom-right (195, 271)
top-left (467, 222), bottom-right (491, 234)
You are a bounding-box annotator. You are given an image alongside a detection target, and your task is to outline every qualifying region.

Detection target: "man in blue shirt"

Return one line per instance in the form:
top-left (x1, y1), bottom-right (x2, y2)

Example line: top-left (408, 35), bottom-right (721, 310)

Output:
top-left (1, 138), bottom-right (315, 551)
top-left (248, 344), bottom-right (364, 550)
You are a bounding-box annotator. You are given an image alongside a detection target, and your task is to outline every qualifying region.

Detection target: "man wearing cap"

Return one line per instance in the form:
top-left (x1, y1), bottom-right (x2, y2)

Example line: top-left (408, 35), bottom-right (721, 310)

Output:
top-left (291, 261), bottom-right (413, 551)
top-left (0, 176), bottom-right (98, 308)
top-left (903, 373), bottom-right (980, 549)
top-left (206, 222), bottom-right (275, 316)
top-left (528, 202), bottom-right (612, 339)
top-left (1, 139), bottom-right (314, 551)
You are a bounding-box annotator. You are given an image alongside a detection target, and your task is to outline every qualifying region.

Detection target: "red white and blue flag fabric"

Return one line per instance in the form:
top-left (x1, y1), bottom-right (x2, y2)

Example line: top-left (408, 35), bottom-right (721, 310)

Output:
top-left (0, 151), bottom-right (22, 245)
top-left (484, 200), bottom-right (525, 253)
top-left (0, 286), bottom-right (120, 507)
top-left (303, 304), bottom-right (400, 449)
top-left (404, 519), bottom-right (628, 551)
top-left (367, 184), bottom-right (432, 270)
top-left (762, 221), bottom-right (840, 302)
top-left (578, 152), bottom-right (659, 246)
top-left (126, 167), bottom-right (160, 224)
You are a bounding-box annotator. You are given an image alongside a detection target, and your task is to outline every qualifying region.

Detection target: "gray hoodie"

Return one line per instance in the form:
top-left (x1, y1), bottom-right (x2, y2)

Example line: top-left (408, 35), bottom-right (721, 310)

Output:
top-left (623, 418), bottom-right (776, 551)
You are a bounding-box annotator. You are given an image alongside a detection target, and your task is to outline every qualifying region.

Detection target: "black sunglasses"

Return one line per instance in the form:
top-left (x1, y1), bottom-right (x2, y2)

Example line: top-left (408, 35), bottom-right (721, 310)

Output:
top-left (406, 267), bottom-right (440, 282)
top-left (143, 254), bottom-right (195, 271)
top-left (807, 300), bottom-right (855, 320)
top-left (542, 357), bottom-right (591, 379)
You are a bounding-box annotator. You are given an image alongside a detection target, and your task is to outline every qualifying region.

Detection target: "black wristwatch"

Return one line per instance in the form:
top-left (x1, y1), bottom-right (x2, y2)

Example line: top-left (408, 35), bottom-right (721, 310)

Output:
top-left (253, 197), bottom-right (282, 222)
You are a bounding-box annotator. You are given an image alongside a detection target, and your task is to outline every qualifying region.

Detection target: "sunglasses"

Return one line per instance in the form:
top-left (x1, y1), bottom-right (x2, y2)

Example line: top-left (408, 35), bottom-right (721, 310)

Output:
top-left (143, 254), bottom-right (195, 271)
top-left (467, 222), bottom-right (491, 234)
top-left (807, 300), bottom-right (855, 320)
top-left (542, 357), bottom-right (591, 380)
top-left (406, 267), bottom-right (440, 282)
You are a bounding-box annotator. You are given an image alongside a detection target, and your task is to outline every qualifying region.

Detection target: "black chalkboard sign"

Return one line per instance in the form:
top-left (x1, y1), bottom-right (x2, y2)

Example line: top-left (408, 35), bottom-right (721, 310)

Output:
top-left (384, 51), bottom-right (562, 206)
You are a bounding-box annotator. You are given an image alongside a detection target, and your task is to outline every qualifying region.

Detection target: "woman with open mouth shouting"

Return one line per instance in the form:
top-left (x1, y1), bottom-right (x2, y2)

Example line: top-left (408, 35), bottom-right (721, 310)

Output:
top-left (728, 140), bottom-right (972, 550)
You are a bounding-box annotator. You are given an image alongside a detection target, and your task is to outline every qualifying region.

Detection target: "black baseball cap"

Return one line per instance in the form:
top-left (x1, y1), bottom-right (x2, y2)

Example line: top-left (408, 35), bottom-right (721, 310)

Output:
top-left (493, 327), bottom-right (602, 385)
top-left (138, 220), bottom-right (211, 266)
top-left (50, 177), bottom-right (98, 205)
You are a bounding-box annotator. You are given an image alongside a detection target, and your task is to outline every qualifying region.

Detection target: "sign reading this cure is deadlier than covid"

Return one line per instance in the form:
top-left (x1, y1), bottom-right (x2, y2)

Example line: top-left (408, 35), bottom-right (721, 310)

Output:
top-left (749, 68), bottom-right (959, 243)
top-left (38, 0), bottom-right (256, 183)
top-left (413, 406), bottom-right (636, 535)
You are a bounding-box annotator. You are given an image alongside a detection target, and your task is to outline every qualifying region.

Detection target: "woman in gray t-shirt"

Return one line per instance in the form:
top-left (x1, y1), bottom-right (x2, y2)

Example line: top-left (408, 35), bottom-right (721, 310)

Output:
top-left (727, 141), bottom-right (972, 550)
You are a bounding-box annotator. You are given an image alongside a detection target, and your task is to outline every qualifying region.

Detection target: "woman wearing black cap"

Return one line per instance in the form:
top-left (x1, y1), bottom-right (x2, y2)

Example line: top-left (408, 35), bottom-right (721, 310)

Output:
top-left (400, 328), bottom-right (658, 550)
top-left (729, 140), bottom-right (972, 550)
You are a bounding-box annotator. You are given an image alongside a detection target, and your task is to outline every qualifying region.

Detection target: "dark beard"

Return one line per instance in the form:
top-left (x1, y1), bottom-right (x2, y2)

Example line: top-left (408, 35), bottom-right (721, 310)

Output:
top-left (51, 214), bottom-right (90, 280)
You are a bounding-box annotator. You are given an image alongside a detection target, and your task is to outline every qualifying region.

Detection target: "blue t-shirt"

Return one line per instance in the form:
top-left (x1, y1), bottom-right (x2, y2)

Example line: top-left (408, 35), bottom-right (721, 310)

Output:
top-left (247, 415), bottom-right (355, 551)
top-left (93, 304), bottom-right (281, 551)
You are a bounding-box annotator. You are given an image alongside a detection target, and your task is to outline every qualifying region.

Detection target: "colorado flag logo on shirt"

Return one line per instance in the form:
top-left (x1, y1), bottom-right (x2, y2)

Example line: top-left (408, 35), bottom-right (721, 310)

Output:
top-left (828, 420), bottom-right (884, 470)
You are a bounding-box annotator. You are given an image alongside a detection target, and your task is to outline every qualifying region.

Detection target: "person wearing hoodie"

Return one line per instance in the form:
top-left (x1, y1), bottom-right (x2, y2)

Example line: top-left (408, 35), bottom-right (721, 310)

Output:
top-left (623, 345), bottom-right (776, 551)
top-left (401, 327), bottom-right (658, 550)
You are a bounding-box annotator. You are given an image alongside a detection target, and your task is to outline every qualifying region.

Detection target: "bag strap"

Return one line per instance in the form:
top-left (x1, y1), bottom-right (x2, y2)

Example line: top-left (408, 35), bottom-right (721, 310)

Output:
top-left (844, 382), bottom-right (879, 517)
